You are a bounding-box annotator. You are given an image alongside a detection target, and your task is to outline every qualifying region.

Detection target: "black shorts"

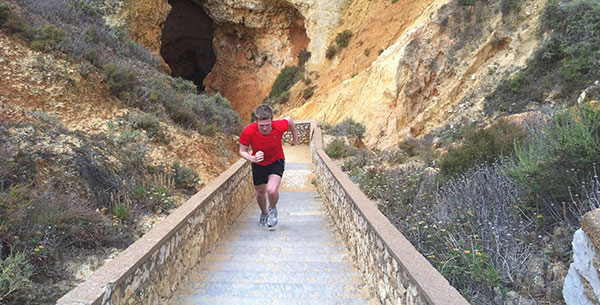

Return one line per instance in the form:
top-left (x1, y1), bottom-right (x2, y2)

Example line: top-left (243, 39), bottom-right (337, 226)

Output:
top-left (252, 158), bottom-right (285, 185)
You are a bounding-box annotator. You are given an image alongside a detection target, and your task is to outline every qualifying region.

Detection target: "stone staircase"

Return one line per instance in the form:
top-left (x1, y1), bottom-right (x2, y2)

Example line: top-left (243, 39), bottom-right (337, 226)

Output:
top-left (168, 146), bottom-right (378, 305)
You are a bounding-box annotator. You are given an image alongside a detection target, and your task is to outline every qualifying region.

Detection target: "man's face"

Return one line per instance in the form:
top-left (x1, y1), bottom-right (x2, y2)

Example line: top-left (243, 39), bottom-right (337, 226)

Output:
top-left (257, 119), bottom-right (272, 135)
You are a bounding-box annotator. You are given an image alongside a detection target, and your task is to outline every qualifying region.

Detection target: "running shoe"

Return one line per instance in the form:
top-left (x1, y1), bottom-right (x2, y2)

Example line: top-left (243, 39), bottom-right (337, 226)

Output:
top-left (259, 213), bottom-right (268, 227)
top-left (267, 207), bottom-right (278, 227)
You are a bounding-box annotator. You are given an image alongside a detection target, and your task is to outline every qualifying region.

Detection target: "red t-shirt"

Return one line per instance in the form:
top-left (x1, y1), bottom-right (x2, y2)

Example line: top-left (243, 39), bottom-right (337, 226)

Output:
top-left (239, 119), bottom-right (289, 166)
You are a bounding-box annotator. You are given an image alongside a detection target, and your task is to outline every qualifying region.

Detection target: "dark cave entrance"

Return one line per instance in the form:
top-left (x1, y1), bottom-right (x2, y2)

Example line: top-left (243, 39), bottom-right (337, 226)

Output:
top-left (160, 0), bottom-right (215, 91)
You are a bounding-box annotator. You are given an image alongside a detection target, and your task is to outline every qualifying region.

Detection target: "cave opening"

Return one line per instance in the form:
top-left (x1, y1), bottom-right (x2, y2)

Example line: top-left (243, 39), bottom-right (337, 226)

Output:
top-left (160, 0), bottom-right (215, 91)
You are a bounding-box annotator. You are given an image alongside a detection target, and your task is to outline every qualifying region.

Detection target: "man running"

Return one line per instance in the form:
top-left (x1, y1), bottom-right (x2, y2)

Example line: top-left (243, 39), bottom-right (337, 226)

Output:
top-left (239, 104), bottom-right (298, 227)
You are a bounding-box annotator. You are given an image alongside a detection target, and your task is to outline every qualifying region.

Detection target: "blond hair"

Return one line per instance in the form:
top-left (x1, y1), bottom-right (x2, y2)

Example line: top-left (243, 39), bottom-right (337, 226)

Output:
top-left (254, 104), bottom-right (273, 120)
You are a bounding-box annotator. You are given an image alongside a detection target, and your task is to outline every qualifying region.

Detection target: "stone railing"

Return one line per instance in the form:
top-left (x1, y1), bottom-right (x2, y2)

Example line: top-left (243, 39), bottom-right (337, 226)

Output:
top-left (310, 121), bottom-right (470, 305)
top-left (282, 118), bottom-right (311, 144)
top-left (57, 159), bottom-right (254, 305)
top-left (57, 119), bottom-right (313, 305)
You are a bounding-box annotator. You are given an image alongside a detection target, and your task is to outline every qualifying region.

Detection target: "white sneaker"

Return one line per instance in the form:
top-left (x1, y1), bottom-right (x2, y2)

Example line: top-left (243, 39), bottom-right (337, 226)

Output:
top-left (259, 213), bottom-right (268, 227)
top-left (267, 208), bottom-right (278, 227)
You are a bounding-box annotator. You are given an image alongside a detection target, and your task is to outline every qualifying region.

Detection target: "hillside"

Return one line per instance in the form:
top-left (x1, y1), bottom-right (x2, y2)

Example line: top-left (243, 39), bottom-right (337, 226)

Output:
top-left (2, 0), bottom-right (600, 304)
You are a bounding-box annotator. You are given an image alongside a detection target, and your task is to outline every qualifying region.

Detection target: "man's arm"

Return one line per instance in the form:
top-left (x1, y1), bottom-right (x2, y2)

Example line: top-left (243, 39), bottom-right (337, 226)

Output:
top-left (239, 144), bottom-right (263, 163)
top-left (285, 116), bottom-right (298, 146)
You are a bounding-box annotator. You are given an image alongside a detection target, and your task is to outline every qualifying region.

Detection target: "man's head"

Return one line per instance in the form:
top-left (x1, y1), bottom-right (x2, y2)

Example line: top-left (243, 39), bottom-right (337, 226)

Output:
top-left (254, 104), bottom-right (273, 135)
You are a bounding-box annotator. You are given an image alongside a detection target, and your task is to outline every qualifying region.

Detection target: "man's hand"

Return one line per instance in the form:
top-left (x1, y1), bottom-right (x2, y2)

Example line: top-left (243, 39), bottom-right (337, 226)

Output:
top-left (255, 151), bottom-right (264, 163)
top-left (285, 116), bottom-right (298, 146)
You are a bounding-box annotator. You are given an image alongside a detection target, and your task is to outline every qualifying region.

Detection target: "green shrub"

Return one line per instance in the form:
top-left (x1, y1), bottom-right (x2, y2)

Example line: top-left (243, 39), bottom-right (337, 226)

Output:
top-left (325, 138), bottom-right (353, 159)
top-left (459, 0), bottom-right (476, 5)
top-left (102, 63), bottom-right (137, 99)
top-left (297, 48), bottom-right (311, 68)
top-left (29, 24), bottom-right (65, 52)
top-left (0, 1), bottom-right (11, 27)
top-left (326, 45), bottom-right (337, 59)
top-left (439, 120), bottom-right (525, 177)
top-left (486, 0), bottom-right (600, 113)
top-left (134, 113), bottom-right (169, 143)
top-left (507, 105), bottom-right (600, 213)
top-left (335, 30), bottom-right (353, 48)
top-left (172, 162), bottom-right (200, 191)
top-left (0, 252), bottom-right (33, 304)
top-left (323, 118), bottom-right (367, 139)
top-left (509, 71), bottom-right (526, 93)
top-left (269, 66), bottom-right (300, 101)
top-left (303, 86), bottom-right (315, 99)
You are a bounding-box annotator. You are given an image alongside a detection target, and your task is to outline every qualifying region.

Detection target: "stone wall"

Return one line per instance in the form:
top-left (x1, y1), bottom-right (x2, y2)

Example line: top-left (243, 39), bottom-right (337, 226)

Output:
top-left (57, 159), bottom-right (254, 305)
top-left (282, 119), bottom-right (312, 144)
top-left (310, 121), bottom-right (469, 305)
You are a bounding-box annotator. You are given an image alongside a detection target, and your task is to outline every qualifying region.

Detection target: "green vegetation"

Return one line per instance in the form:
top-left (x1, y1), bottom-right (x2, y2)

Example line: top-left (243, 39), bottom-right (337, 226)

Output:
top-left (29, 24), bottom-right (65, 52)
top-left (0, 252), bottom-right (33, 304)
top-left (334, 30), bottom-right (353, 48)
top-left (326, 30), bottom-right (353, 60)
top-left (325, 138), bottom-right (354, 159)
top-left (334, 104), bottom-right (600, 303)
top-left (172, 162), bottom-right (201, 191)
top-left (268, 66), bottom-right (300, 102)
top-left (507, 105), bottom-right (600, 221)
top-left (486, 0), bottom-right (600, 113)
top-left (439, 120), bottom-right (525, 177)
top-left (297, 48), bottom-right (311, 68)
top-left (322, 118), bottom-right (366, 139)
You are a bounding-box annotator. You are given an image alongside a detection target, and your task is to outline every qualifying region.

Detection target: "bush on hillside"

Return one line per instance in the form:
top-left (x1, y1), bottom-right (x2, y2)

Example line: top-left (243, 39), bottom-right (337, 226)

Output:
top-left (102, 63), bottom-right (138, 100)
top-left (439, 120), bottom-right (525, 177)
top-left (172, 162), bottom-right (200, 191)
top-left (269, 66), bottom-right (300, 101)
top-left (485, 0), bottom-right (600, 113)
top-left (322, 118), bottom-right (366, 139)
top-left (335, 30), bottom-right (353, 48)
top-left (0, 252), bottom-right (33, 304)
top-left (325, 138), bottom-right (354, 159)
top-left (325, 45), bottom-right (337, 59)
top-left (507, 105), bottom-right (600, 222)
top-left (297, 48), bottom-right (311, 68)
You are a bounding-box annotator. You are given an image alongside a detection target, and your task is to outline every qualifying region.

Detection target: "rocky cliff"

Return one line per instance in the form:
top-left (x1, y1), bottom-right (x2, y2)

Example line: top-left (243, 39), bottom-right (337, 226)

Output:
top-left (122, 0), bottom-right (547, 149)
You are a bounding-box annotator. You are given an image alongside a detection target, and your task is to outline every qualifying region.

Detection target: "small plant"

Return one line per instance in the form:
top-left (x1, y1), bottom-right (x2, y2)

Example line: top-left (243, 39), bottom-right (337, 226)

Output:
top-left (0, 252), bottom-right (33, 304)
top-left (172, 162), bottom-right (200, 191)
top-left (459, 0), bottom-right (476, 6)
top-left (335, 30), bottom-right (353, 48)
top-left (325, 138), bottom-right (353, 159)
top-left (323, 118), bottom-right (367, 139)
top-left (303, 86), bottom-right (315, 99)
top-left (297, 48), bottom-right (311, 68)
top-left (29, 24), bottom-right (65, 52)
top-left (102, 63), bottom-right (137, 100)
top-left (134, 113), bottom-right (169, 143)
top-left (326, 45), bottom-right (338, 59)
top-left (269, 66), bottom-right (300, 102)
top-left (439, 120), bottom-right (525, 177)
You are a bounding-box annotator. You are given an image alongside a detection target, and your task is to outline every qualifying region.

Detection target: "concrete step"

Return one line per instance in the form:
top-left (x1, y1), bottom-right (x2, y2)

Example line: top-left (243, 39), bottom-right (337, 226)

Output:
top-left (183, 270), bottom-right (363, 285)
top-left (202, 252), bottom-right (352, 263)
top-left (198, 261), bottom-right (357, 273)
top-left (176, 281), bottom-right (371, 299)
top-left (172, 295), bottom-right (373, 305)
top-left (217, 236), bottom-right (346, 248)
top-left (208, 244), bottom-right (347, 256)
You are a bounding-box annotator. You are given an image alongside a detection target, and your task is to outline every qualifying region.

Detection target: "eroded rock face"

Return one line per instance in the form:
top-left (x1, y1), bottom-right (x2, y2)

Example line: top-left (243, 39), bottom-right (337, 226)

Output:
top-left (202, 0), bottom-right (310, 121)
top-left (287, 0), bottom-right (547, 149)
top-left (123, 0), bottom-right (349, 121)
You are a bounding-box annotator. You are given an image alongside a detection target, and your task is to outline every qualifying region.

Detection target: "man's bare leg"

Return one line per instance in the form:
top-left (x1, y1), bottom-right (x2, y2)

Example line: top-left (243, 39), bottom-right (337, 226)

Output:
top-left (266, 174), bottom-right (282, 209)
top-left (266, 174), bottom-right (282, 227)
top-left (255, 184), bottom-right (268, 214)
